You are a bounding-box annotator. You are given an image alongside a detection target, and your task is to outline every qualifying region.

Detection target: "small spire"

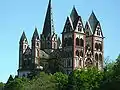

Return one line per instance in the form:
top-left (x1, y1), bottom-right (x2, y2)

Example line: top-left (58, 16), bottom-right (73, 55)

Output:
top-left (70, 6), bottom-right (79, 23)
top-left (32, 27), bottom-right (39, 40)
top-left (20, 31), bottom-right (27, 42)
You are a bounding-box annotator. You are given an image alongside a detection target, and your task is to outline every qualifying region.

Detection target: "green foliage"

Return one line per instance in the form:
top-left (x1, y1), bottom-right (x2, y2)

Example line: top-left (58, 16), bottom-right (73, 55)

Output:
top-left (24, 72), bottom-right (56, 90)
top-left (0, 82), bottom-right (4, 90)
top-left (67, 67), bottom-right (104, 90)
top-left (6, 75), bottom-right (14, 84)
top-left (52, 72), bottom-right (68, 90)
top-left (4, 77), bottom-right (26, 90)
top-left (98, 54), bottom-right (120, 90)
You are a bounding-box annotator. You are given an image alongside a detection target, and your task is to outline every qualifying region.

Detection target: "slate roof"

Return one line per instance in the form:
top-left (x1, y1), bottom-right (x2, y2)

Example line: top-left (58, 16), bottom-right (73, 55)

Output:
top-left (32, 27), bottom-right (39, 40)
top-left (70, 6), bottom-right (79, 24)
top-left (88, 11), bottom-right (99, 33)
top-left (42, 0), bottom-right (55, 38)
top-left (20, 31), bottom-right (27, 42)
top-left (40, 50), bottom-right (50, 59)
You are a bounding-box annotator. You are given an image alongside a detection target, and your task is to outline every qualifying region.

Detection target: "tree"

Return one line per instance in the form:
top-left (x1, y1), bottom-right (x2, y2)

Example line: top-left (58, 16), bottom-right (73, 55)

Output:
top-left (52, 72), bottom-right (68, 90)
top-left (0, 82), bottom-right (4, 90)
top-left (4, 77), bottom-right (26, 90)
top-left (98, 54), bottom-right (120, 90)
top-left (24, 72), bottom-right (56, 90)
top-left (67, 67), bottom-right (104, 90)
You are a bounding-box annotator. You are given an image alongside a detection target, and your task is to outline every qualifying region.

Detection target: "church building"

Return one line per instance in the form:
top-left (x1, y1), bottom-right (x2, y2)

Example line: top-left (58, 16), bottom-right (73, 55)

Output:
top-left (18, 0), bottom-right (104, 77)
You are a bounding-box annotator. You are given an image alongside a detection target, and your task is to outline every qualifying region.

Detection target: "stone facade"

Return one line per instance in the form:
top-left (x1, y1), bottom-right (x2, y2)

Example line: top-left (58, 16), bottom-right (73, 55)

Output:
top-left (18, 0), bottom-right (104, 77)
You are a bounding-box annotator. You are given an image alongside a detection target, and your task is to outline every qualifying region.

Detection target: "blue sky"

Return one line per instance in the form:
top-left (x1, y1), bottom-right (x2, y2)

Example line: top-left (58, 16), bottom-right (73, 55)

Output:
top-left (0, 0), bottom-right (120, 82)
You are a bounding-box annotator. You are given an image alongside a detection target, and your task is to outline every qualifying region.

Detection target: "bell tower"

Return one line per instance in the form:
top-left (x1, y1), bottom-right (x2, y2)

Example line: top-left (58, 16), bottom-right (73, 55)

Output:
top-left (41, 0), bottom-right (57, 51)
top-left (85, 11), bottom-right (104, 70)
top-left (62, 7), bottom-right (86, 74)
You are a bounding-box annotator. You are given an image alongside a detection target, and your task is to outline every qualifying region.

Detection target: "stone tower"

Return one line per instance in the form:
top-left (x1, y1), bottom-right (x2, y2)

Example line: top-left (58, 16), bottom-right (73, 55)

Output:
top-left (31, 27), bottom-right (41, 69)
top-left (19, 31), bottom-right (28, 69)
top-left (85, 11), bottom-right (104, 70)
top-left (41, 0), bottom-right (57, 51)
top-left (62, 7), bottom-right (86, 74)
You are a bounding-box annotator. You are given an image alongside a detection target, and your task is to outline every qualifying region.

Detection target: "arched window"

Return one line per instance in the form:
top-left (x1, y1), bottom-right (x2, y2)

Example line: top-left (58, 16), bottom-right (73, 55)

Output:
top-left (99, 54), bottom-right (102, 61)
top-left (95, 53), bottom-right (98, 61)
top-left (95, 43), bottom-right (98, 50)
top-left (80, 51), bottom-right (83, 57)
top-left (76, 38), bottom-right (79, 46)
top-left (76, 50), bottom-right (79, 57)
top-left (97, 30), bottom-right (100, 35)
top-left (79, 59), bottom-right (81, 66)
top-left (99, 44), bottom-right (102, 51)
top-left (80, 38), bottom-right (84, 47)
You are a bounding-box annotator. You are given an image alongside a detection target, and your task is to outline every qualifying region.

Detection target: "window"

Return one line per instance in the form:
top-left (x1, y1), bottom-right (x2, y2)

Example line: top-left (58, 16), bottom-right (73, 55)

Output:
top-left (79, 59), bottom-right (81, 66)
top-left (97, 30), bottom-right (100, 35)
top-left (99, 54), bottom-right (102, 61)
top-left (78, 23), bottom-right (82, 31)
top-left (99, 44), bottom-right (102, 51)
top-left (54, 43), bottom-right (56, 49)
top-left (95, 53), bottom-right (98, 61)
top-left (76, 38), bottom-right (79, 46)
top-left (95, 43), bottom-right (98, 50)
top-left (80, 39), bottom-right (84, 47)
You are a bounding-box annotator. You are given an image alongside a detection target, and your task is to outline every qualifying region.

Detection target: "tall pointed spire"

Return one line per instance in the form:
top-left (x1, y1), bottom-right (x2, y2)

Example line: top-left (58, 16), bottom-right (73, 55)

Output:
top-left (42, 0), bottom-right (55, 38)
top-left (88, 11), bottom-right (99, 32)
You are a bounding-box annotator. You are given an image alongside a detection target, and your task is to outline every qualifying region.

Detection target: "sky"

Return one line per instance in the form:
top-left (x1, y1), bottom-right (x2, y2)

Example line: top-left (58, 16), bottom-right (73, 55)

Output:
top-left (0, 0), bottom-right (120, 83)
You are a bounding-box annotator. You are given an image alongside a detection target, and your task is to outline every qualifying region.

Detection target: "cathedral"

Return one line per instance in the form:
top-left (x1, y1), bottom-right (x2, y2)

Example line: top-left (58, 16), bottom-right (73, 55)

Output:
top-left (18, 0), bottom-right (104, 77)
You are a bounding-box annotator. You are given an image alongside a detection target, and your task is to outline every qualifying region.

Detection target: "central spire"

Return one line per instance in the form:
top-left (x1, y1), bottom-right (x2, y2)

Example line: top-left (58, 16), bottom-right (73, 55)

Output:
top-left (42, 0), bottom-right (55, 38)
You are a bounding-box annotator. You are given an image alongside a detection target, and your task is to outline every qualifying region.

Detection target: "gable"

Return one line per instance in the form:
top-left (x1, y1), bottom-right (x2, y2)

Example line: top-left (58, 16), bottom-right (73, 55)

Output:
top-left (62, 17), bottom-right (73, 33)
top-left (74, 16), bottom-right (84, 33)
top-left (93, 22), bottom-right (103, 37)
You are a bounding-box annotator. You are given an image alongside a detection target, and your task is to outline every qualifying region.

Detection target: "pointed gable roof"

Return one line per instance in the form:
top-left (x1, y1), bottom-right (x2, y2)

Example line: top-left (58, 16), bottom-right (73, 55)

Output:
top-left (70, 6), bottom-right (79, 24)
top-left (62, 17), bottom-right (73, 33)
top-left (88, 11), bottom-right (99, 33)
top-left (42, 0), bottom-right (55, 38)
top-left (20, 31), bottom-right (27, 42)
top-left (32, 27), bottom-right (39, 40)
